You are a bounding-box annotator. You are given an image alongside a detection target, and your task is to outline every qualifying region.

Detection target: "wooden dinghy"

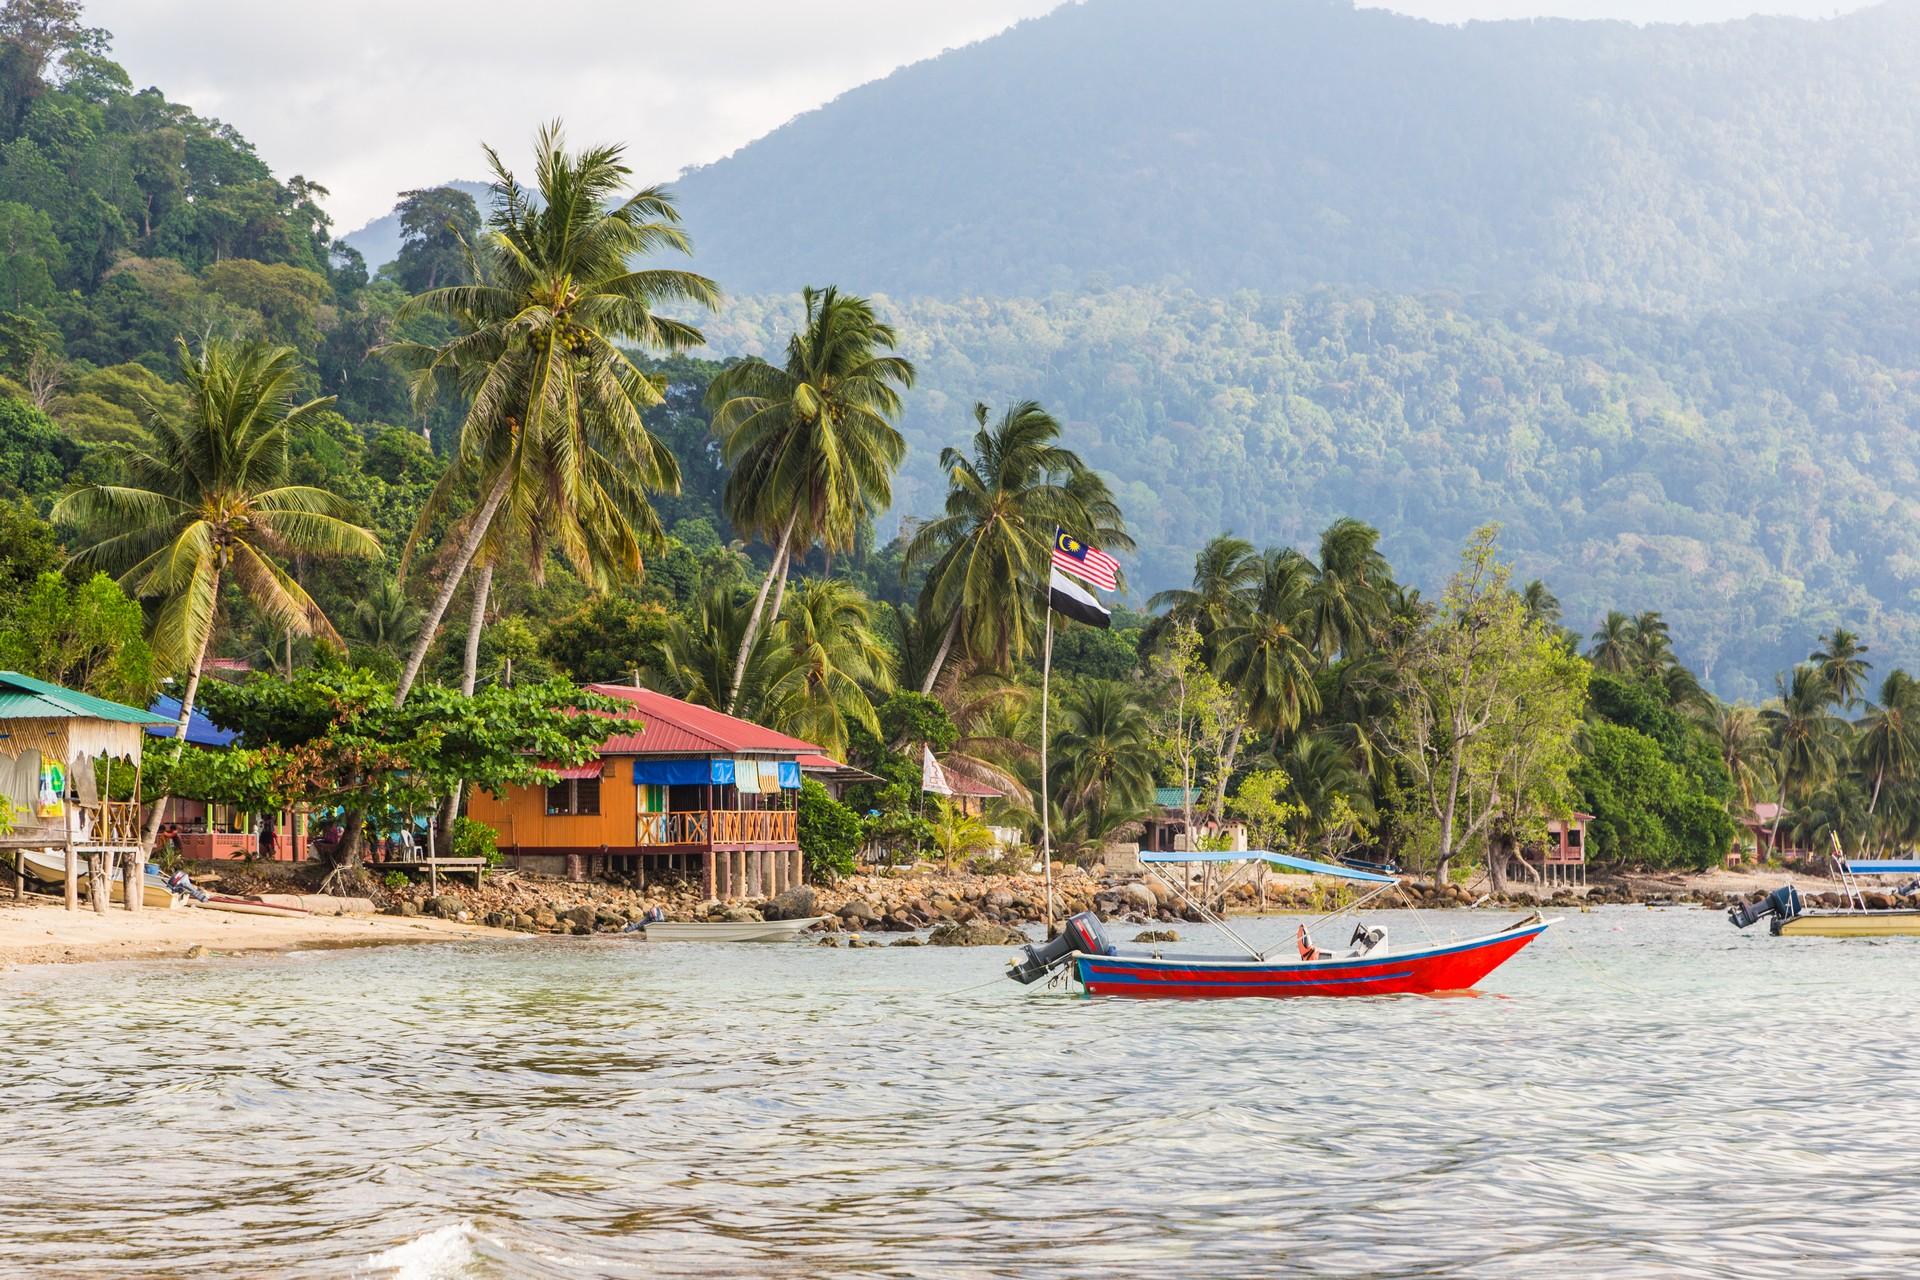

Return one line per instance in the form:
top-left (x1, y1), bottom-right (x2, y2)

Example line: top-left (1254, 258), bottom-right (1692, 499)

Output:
top-left (642, 915), bottom-right (824, 943)
top-left (193, 893), bottom-right (312, 918)
top-left (108, 869), bottom-right (185, 910)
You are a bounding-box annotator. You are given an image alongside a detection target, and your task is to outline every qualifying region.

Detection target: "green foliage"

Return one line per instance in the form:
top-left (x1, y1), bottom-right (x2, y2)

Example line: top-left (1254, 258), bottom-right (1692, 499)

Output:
top-left (0, 497), bottom-right (59, 598)
top-left (1573, 721), bottom-right (1735, 871)
top-left (796, 778), bottom-right (860, 881)
top-left (876, 690), bottom-right (956, 753)
top-left (450, 815), bottom-right (500, 867)
top-left (1048, 623), bottom-right (1139, 681)
top-left (383, 869), bottom-right (409, 891)
top-left (541, 595), bottom-right (672, 685)
top-left (0, 570), bottom-right (154, 703)
top-left (0, 394), bottom-right (80, 498)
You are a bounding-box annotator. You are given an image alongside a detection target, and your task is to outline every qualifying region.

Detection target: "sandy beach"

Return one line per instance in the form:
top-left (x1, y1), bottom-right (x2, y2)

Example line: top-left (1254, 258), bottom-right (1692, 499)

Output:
top-left (0, 898), bottom-right (519, 968)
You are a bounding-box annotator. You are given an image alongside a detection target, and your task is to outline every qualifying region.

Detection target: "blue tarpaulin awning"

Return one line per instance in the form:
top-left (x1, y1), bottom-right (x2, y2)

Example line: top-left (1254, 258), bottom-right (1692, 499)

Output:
top-left (1847, 859), bottom-right (1920, 876)
top-left (146, 695), bottom-right (239, 747)
top-left (1139, 850), bottom-right (1398, 885)
top-left (631, 758), bottom-right (714, 786)
top-left (777, 760), bottom-right (801, 790)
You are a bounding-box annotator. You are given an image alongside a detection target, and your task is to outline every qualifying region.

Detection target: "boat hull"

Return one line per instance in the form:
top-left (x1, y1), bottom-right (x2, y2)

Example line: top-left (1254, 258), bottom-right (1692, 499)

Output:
top-left (643, 916), bottom-right (824, 943)
top-left (1777, 911), bottom-right (1920, 938)
top-left (1071, 922), bottom-right (1550, 998)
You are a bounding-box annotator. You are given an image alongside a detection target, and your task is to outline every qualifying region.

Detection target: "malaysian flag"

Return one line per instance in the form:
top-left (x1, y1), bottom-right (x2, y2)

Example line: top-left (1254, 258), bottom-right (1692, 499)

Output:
top-left (1052, 527), bottom-right (1119, 591)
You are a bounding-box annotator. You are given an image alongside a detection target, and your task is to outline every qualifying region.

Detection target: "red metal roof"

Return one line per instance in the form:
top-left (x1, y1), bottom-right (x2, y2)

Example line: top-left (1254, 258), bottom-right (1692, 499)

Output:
top-left (582, 684), bottom-right (824, 757)
top-left (945, 770), bottom-right (1005, 798)
top-left (549, 762), bottom-right (605, 780)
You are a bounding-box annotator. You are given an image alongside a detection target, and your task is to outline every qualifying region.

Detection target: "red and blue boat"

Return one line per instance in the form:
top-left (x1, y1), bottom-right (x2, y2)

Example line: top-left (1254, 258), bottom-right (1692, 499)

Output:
top-left (1008, 851), bottom-right (1552, 999)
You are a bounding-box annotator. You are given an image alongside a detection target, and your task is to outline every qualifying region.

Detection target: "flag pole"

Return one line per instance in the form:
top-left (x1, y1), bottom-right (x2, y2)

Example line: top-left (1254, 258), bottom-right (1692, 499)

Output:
top-left (1039, 605), bottom-right (1055, 935)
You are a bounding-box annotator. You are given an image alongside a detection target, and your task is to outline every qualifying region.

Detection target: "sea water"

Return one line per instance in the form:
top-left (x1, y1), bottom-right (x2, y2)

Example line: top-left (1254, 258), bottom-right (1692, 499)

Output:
top-left (2, 908), bottom-right (1917, 1278)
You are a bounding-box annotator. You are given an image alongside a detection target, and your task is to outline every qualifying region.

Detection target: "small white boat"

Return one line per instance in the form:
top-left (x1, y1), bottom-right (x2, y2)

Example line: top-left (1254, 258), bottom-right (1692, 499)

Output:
top-left (109, 870), bottom-right (184, 910)
top-left (643, 915), bottom-right (824, 943)
top-left (15, 847), bottom-right (72, 884)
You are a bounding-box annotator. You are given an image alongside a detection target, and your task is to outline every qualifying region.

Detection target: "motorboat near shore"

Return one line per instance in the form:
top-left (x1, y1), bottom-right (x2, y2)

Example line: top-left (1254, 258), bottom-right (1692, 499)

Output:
top-left (1008, 850), bottom-right (1552, 998)
top-left (1730, 858), bottom-right (1920, 938)
top-left (642, 915), bottom-right (824, 943)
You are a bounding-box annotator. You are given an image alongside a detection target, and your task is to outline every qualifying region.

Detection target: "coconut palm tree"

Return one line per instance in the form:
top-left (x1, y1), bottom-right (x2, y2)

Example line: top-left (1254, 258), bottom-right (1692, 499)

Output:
top-left (707, 286), bottom-right (914, 712)
top-left (1306, 517), bottom-right (1393, 660)
top-left (1761, 663), bottom-right (1846, 845)
top-left (383, 121), bottom-right (717, 706)
top-left (53, 336), bottom-right (380, 847)
top-left (905, 401), bottom-right (1130, 691)
top-left (758, 578), bottom-right (894, 758)
top-left (1520, 579), bottom-right (1561, 628)
top-left (1049, 680), bottom-right (1157, 829)
top-left (1700, 701), bottom-right (1770, 817)
top-left (1147, 534), bottom-right (1261, 660)
top-left (1588, 610), bottom-right (1638, 674)
top-left (1856, 669), bottom-right (1920, 816)
top-left (1812, 628), bottom-right (1871, 709)
top-left (1216, 548), bottom-right (1322, 743)
top-left (1631, 610), bottom-right (1674, 675)
top-left (1277, 732), bottom-right (1377, 857)
top-left (345, 572), bottom-right (423, 659)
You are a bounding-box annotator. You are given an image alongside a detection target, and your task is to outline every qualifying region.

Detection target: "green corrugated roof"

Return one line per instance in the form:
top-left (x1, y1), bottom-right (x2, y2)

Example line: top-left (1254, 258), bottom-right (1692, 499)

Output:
top-left (1154, 786), bottom-right (1200, 808)
top-left (0, 671), bottom-right (172, 725)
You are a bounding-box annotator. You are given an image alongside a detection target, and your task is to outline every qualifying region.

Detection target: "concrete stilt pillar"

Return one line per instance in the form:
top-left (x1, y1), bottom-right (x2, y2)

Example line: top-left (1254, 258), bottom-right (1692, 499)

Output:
top-left (702, 851), bottom-right (716, 900)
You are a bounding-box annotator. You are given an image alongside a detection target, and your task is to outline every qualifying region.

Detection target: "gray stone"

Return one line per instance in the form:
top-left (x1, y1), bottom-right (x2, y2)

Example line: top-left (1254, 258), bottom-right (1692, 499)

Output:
top-left (837, 898), bottom-right (881, 923)
top-left (927, 920), bottom-right (1027, 947)
top-left (561, 905), bottom-right (596, 929)
top-left (1122, 882), bottom-right (1158, 910)
top-left (1134, 928), bottom-right (1180, 943)
top-left (764, 884), bottom-right (818, 920)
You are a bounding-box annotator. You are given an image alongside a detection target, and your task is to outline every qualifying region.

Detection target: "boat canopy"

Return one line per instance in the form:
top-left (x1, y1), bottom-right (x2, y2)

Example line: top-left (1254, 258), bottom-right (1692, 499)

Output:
top-left (1845, 859), bottom-right (1920, 876)
top-left (1139, 850), bottom-right (1397, 884)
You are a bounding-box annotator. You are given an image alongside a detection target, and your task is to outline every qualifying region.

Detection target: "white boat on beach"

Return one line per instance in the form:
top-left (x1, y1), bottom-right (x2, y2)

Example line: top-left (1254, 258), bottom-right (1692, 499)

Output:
top-left (15, 848), bottom-right (182, 908)
top-left (643, 915), bottom-right (824, 943)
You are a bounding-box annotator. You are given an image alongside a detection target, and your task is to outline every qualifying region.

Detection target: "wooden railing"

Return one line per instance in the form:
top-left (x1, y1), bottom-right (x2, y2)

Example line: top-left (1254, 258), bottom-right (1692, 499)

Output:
top-left (635, 809), bottom-right (797, 847)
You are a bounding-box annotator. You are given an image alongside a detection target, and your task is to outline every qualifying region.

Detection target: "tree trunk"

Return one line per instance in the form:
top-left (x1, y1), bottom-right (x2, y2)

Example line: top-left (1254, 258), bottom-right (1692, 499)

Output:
top-left (1208, 722), bottom-right (1243, 826)
top-left (440, 561), bottom-right (493, 847)
top-left (394, 468), bottom-right (511, 708)
top-left (144, 583), bottom-right (219, 853)
top-left (333, 807), bottom-right (368, 871)
top-left (1487, 833), bottom-right (1509, 895)
top-left (727, 510), bottom-right (798, 714)
top-left (920, 608), bottom-right (963, 696)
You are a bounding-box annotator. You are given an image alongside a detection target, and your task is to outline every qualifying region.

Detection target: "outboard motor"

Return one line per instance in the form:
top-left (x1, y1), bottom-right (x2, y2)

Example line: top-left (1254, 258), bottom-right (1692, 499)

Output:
top-left (1728, 884), bottom-right (1803, 934)
top-left (1007, 911), bottom-right (1115, 984)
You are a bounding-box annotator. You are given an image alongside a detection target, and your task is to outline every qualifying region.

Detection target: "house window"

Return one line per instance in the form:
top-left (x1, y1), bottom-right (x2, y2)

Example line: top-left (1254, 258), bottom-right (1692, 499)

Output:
top-left (546, 777), bottom-right (602, 816)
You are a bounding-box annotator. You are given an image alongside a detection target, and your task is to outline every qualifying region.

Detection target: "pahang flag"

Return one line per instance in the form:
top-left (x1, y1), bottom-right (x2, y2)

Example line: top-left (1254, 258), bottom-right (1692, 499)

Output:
top-left (1052, 527), bottom-right (1120, 591)
top-left (1048, 567), bottom-right (1112, 630)
top-left (921, 744), bottom-right (953, 796)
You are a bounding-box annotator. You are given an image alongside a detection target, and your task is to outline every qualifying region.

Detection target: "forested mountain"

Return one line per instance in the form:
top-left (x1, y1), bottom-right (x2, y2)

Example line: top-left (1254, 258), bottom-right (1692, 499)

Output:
top-left (672, 0), bottom-right (1920, 309)
top-left (703, 282), bottom-right (1920, 699)
top-left (341, 179), bottom-right (491, 270)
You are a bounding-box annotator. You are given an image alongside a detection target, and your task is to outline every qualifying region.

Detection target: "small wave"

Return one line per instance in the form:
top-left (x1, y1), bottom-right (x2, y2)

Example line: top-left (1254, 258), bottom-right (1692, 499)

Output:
top-left (358, 1220), bottom-right (478, 1279)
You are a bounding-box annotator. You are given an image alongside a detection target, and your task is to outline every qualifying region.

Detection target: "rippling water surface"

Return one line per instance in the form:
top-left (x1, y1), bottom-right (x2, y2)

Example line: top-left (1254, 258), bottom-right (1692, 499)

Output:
top-left (4, 907), bottom-right (1919, 1278)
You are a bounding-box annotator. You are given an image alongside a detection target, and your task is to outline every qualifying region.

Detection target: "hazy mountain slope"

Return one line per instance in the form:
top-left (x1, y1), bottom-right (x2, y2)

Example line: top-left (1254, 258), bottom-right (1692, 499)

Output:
top-left (673, 0), bottom-right (1920, 310)
top-left (704, 281), bottom-right (1920, 698)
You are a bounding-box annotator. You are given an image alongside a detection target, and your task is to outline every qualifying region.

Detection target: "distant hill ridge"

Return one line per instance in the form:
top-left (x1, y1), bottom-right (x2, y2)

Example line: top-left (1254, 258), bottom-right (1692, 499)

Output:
top-left (669, 0), bottom-right (1920, 310)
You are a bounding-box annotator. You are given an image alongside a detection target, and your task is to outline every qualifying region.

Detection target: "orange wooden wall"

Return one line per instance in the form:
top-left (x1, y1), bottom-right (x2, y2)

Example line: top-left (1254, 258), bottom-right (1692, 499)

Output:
top-left (469, 761), bottom-right (634, 850)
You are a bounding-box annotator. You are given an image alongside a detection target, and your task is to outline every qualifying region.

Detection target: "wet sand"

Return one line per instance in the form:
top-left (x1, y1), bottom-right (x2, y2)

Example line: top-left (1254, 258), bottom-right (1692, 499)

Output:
top-left (0, 898), bottom-right (519, 967)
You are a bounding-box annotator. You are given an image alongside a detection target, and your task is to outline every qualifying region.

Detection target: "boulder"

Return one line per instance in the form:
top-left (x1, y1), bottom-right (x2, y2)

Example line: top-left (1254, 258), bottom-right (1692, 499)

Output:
top-left (721, 905), bottom-right (763, 923)
top-left (1122, 882), bottom-right (1157, 911)
top-left (837, 898), bottom-right (881, 924)
top-left (1145, 877), bottom-right (1174, 904)
top-left (511, 913), bottom-right (536, 931)
top-left (423, 895), bottom-right (461, 919)
top-left (1134, 929), bottom-right (1180, 943)
top-left (927, 920), bottom-right (1027, 947)
top-left (397, 900), bottom-right (421, 917)
top-left (561, 905), bottom-right (596, 930)
top-left (985, 888), bottom-right (1015, 910)
top-left (891, 937), bottom-right (925, 947)
top-left (764, 884), bottom-right (818, 921)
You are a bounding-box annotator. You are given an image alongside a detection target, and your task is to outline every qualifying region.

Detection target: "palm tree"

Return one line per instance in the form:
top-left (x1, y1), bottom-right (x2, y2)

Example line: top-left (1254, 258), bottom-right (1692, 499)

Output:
top-left (1812, 628), bottom-right (1871, 709)
top-left (927, 799), bottom-right (995, 871)
top-left (707, 286), bottom-right (915, 712)
top-left (905, 401), bottom-right (1130, 691)
top-left (1700, 701), bottom-right (1770, 817)
top-left (1306, 517), bottom-right (1392, 659)
top-left (1277, 732), bottom-right (1377, 857)
top-left (650, 588), bottom-right (763, 714)
top-left (1049, 680), bottom-right (1157, 830)
top-left (1520, 579), bottom-right (1561, 627)
top-left (1631, 610), bottom-right (1674, 675)
top-left (1216, 549), bottom-right (1322, 743)
top-left (1856, 669), bottom-right (1920, 815)
top-left (1761, 663), bottom-right (1846, 846)
top-left (346, 572), bottom-right (423, 659)
top-left (53, 337), bottom-right (379, 847)
top-left (758, 578), bottom-right (894, 758)
top-left (1148, 534), bottom-right (1261, 659)
top-left (1588, 610), bottom-right (1637, 674)
top-left (384, 121), bottom-right (717, 706)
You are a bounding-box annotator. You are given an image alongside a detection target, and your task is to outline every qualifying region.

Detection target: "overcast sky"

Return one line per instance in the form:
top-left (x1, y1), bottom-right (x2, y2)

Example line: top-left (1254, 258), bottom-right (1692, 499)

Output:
top-left (87, 1), bottom-right (1872, 230)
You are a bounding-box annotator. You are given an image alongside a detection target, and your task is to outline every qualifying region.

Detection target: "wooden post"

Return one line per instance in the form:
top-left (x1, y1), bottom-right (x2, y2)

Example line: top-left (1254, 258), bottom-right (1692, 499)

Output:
top-left (64, 827), bottom-right (77, 912)
top-left (88, 853), bottom-right (107, 914)
top-left (12, 848), bottom-right (21, 900)
top-left (124, 840), bottom-right (141, 914)
top-left (702, 850), bottom-right (716, 899)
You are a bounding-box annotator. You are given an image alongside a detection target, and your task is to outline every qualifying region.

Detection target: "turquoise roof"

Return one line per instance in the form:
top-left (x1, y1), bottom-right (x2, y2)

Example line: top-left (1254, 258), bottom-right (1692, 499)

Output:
top-left (0, 671), bottom-right (173, 726)
top-left (1154, 786), bottom-right (1199, 809)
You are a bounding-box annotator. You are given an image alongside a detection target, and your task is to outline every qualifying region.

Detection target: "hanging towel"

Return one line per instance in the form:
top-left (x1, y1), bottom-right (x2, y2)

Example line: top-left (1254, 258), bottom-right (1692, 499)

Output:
top-left (757, 761), bottom-right (781, 792)
top-left (734, 757), bottom-right (762, 793)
